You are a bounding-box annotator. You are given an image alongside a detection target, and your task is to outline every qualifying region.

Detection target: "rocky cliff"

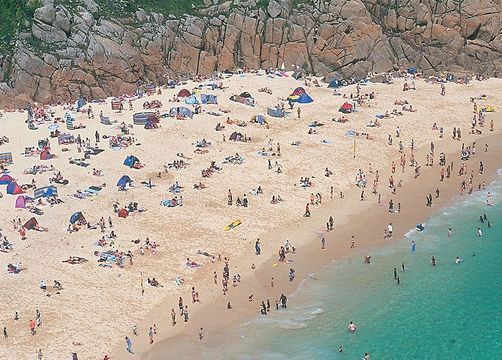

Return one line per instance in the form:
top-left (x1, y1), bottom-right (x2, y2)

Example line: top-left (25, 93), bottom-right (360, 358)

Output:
top-left (1, 0), bottom-right (501, 107)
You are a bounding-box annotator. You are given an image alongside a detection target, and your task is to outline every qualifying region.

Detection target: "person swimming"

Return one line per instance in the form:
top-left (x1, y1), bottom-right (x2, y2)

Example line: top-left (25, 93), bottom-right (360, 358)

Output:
top-left (455, 256), bottom-right (463, 264)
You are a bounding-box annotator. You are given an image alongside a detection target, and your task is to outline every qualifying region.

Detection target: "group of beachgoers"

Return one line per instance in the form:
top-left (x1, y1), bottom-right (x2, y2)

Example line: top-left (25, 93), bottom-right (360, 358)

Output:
top-left (0, 68), bottom-right (498, 360)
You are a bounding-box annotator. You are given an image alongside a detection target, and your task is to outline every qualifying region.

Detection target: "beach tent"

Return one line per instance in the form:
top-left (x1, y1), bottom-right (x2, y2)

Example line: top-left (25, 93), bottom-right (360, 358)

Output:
top-left (15, 195), bottom-right (29, 209)
top-left (40, 148), bottom-right (54, 160)
top-left (69, 212), bottom-right (86, 224)
top-left (0, 152), bottom-right (13, 165)
top-left (229, 131), bottom-right (245, 141)
top-left (23, 217), bottom-right (39, 230)
top-left (185, 95), bottom-right (200, 105)
top-left (34, 185), bottom-right (57, 199)
top-left (169, 107), bottom-right (193, 119)
top-left (7, 181), bottom-right (23, 195)
top-left (230, 95), bottom-right (255, 107)
top-left (339, 102), bottom-right (353, 113)
top-left (75, 97), bottom-right (86, 110)
top-left (111, 98), bottom-right (122, 110)
top-left (123, 155), bottom-right (140, 168)
top-left (328, 79), bottom-right (340, 88)
top-left (117, 175), bottom-right (132, 188)
top-left (407, 67), bottom-right (417, 75)
top-left (177, 89), bottom-right (191, 98)
top-left (297, 93), bottom-right (314, 104)
top-left (0, 174), bottom-right (14, 185)
top-left (239, 92), bottom-right (252, 98)
top-left (58, 134), bottom-right (75, 145)
top-left (200, 94), bottom-right (218, 104)
top-left (133, 112), bottom-right (158, 125)
top-left (251, 115), bottom-right (267, 125)
top-left (292, 87), bottom-right (306, 96)
top-left (267, 107), bottom-right (285, 118)
top-left (100, 114), bottom-right (112, 125)
top-left (118, 208), bottom-right (129, 218)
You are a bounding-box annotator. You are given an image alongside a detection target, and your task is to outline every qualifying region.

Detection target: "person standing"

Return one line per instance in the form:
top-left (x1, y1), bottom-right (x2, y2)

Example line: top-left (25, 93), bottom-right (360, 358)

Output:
top-left (125, 336), bottom-right (133, 354)
top-left (3, 326), bottom-right (7, 338)
top-left (179, 297), bottom-right (184, 315)
top-left (35, 309), bottom-right (42, 327)
top-left (29, 319), bottom-right (36, 335)
top-left (184, 305), bottom-right (189, 322)
top-left (171, 309), bottom-right (176, 326)
top-left (37, 349), bottom-right (43, 360)
top-left (321, 237), bottom-right (325, 250)
top-left (199, 327), bottom-right (204, 340)
top-left (148, 327), bottom-right (154, 344)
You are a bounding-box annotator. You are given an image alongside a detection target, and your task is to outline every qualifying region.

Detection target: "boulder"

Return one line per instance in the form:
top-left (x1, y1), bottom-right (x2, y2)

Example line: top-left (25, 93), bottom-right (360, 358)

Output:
top-left (34, 5), bottom-right (56, 25)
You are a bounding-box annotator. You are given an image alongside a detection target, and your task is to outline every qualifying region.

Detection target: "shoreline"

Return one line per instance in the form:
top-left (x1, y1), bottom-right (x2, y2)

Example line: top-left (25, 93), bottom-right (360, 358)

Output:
top-left (113, 128), bottom-right (502, 359)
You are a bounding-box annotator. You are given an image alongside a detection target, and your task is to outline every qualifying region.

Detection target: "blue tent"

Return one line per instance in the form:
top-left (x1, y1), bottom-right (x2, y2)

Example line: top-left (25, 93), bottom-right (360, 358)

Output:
top-left (185, 95), bottom-right (200, 105)
top-left (7, 181), bottom-right (23, 195)
top-left (169, 107), bottom-right (193, 118)
top-left (407, 67), bottom-right (417, 74)
top-left (69, 211), bottom-right (86, 224)
top-left (267, 107), bottom-right (285, 118)
top-left (124, 155), bottom-right (139, 168)
top-left (297, 93), bottom-right (314, 104)
top-left (117, 175), bottom-right (132, 188)
top-left (251, 115), bottom-right (267, 125)
top-left (34, 185), bottom-right (58, 199)
top-left (201, 94), bottom-right (218, 104)
top-left (75, 97), bottom-right (86, 110)
top-left (328, 79), bottom-right (340, 88)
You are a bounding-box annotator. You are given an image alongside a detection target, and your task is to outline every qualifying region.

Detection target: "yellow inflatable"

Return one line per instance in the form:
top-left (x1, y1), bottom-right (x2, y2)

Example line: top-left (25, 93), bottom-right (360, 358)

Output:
top-left (482, 106), bottom-right (496, 112)
top-left (224, 219), bottom-right (241, 231)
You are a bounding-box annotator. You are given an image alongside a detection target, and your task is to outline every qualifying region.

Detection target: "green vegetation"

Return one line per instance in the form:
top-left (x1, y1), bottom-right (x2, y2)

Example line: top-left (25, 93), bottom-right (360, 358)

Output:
top-left (0, 0), bottom-right (41, 53)
top-left (256, 0), bottom-right (270, 9)
top-left (93, 0), bottom-right (205, 18)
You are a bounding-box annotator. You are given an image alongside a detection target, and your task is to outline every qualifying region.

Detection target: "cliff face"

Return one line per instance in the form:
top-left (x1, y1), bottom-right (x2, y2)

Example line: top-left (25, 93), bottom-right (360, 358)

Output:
top-left (1, 0), bottom-right (501, 107)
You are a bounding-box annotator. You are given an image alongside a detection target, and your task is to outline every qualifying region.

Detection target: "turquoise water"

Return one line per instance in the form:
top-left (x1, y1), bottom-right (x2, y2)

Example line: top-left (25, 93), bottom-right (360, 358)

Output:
top-left (196, 171), bottom-right (502, 359)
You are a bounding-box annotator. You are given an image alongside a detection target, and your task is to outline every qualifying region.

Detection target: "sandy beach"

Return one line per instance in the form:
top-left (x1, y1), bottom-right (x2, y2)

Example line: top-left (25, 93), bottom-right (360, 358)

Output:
top-left (0, 72), bottom-right (501, 359)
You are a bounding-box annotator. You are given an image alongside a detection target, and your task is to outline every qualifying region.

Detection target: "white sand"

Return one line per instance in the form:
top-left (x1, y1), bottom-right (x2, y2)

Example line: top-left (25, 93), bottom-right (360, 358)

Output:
top-left (0, 72), bottom-right (500, 359)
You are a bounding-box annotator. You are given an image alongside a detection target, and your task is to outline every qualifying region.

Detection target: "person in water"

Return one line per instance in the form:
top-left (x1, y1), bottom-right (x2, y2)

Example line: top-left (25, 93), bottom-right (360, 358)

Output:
top-left (455, 256), bottom-right (463, 264)
top-left (431, 256), bottom-right (436, 266)
top-left (348, 321), bottom-right (357, 332)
